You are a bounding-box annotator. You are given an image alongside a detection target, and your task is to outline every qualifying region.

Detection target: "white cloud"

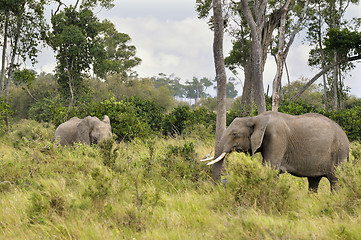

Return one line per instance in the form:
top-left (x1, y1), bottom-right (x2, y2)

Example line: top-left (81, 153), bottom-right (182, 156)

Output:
top-left (109, 16), bottom-right (216, 81)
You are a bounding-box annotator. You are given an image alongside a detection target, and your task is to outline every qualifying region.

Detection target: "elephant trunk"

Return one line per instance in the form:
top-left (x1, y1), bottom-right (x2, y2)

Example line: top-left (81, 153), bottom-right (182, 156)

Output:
top-left (206, 152), bottom-right (227, 165)
top-left (212, 160), bottom-right (224, 182)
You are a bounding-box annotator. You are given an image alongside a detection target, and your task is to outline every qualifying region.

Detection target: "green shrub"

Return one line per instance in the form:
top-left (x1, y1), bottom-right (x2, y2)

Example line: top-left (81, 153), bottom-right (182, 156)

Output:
top-left (0, 98), bottom-right (9, 132)
top-left (8, 119), bottom-right (55, 149)
top-left (162, 105), bottom-right (216, 136)
top-left (28, 95), bottom-right (68, 126)
top-left (90, 97), bottom-right (164, 141)
top-left (278, 100), bottom-right (320, 115)
top-left (150, 141), bottom-right (211, 186)
top-left (225, 154), bottom-right (294, 214)
top-left (324, 106), bottom-right (361, 141)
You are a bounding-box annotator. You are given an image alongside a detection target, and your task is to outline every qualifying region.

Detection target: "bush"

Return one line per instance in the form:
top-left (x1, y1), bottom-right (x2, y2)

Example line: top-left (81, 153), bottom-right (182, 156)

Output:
top-left (90, 97), bottom-right (164, 141)
top-left (224, 154), bottom-right (295, 214)
top-left (28, 95), bottom-right (68, 126)
top-left (153, 141), bottom-right (211, 185)
top-left (8, 119), bottom-right (55, 149)
top-left (0, 98), bottom-right (9, 131)
top-left (278, 100), bottom-right (320, 115)
top-left (324, 106), bottom-right (361, 141)
top-left (162, 105), bottom-right (216, 136)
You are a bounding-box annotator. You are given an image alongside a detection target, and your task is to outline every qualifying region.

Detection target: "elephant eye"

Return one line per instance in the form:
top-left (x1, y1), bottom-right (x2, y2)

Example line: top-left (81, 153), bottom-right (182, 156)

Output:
top-left (232, 132), bottom-right (238, 137)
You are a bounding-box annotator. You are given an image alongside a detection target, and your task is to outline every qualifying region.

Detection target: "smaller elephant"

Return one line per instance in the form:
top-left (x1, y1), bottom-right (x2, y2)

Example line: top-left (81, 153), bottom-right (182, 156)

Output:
top-left (54, 115), bottom-right (112, 146)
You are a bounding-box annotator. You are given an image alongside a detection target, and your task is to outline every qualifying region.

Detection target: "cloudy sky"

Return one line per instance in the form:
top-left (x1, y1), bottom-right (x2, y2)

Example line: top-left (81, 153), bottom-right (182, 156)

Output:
top-left (36, 0), bottom-right (361, 97)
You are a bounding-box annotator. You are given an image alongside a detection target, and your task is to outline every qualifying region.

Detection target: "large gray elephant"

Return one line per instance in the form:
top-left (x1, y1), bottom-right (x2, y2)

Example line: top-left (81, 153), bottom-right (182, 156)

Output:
top-left (201, 111), bottom-right (349, 192)
top-left (54, 115), bottom-right (112, 146)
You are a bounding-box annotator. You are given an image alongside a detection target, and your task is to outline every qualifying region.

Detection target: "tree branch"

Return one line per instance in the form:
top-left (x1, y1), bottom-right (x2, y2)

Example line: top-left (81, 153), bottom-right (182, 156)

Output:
top-left (289, 55), bottom-right (361, 101)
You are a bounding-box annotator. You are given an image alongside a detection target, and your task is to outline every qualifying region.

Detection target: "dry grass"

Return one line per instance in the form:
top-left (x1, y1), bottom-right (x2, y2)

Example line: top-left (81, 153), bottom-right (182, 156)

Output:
top-left (0, 120), bottom-right (360, 239)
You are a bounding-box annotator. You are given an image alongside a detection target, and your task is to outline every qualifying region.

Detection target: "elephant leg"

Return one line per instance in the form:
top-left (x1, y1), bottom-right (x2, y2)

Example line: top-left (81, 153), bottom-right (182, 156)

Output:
top-left (307, 176), bottom-right (323, 193)
top-left (326, 174), bottom-right (339, 192)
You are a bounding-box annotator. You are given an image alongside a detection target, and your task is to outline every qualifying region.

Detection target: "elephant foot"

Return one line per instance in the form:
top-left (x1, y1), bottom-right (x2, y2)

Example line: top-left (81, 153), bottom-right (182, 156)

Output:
top-left (307, 176), bottom-right (323, 193)
top-left (326, 174), bottom-right (339, 192)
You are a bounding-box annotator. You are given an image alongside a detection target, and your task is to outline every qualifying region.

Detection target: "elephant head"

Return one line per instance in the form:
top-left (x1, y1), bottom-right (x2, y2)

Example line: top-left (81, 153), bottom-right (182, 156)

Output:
top-left (78, 115), bottom-right (112, 145)
top-left (203, 114), bottom-right (270, 165)
top-left (201, 114), bottom-right (270, 180)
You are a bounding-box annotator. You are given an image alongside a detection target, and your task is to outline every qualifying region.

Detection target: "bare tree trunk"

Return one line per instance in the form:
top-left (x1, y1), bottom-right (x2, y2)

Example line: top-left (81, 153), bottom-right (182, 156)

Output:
top-left (272, 0), bottom-right (291, 112)
top-left (333, 52), bottom-right (338, 110)
top-left (212, 0), bottom-right (227, 182)
top-left (314, 3), bottom-right (329, 110)
top-left (240, 60), bottom-right (254, 116)
top-left (240, 0), bottom-right (267, 114)
top-left (0, 12), bottom-right (9, 96)
top-left (4, 7), bottom-right (24, 126)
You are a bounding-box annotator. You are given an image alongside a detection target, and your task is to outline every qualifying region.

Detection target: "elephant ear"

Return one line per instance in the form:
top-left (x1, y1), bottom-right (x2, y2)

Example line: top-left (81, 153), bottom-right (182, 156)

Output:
top-left (250, 114), bottom-right (271, 156)
top-left (102, 115), bottom-right (110, 125)
top-left (77, 116), bottom-right (93, 145)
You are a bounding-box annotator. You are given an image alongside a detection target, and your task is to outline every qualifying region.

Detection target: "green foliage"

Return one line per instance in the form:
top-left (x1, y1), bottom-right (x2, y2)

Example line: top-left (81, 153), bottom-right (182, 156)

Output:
top-left (324, 106), bottom-right (361, 141)
top-left (282, 78), bottom-right (323, 107)
top-left (90, 97), bottom-right (164, 141)
top-left (224, 154), bottom-right (294, 214)
top-left (46, 4), bottom-right (140, 100)
top-left (7, 119), bottom-right (55, 149)
top-left (162, 105), bottom-right (216, 136)
top-left (156, 141), bottom-right (210, 184)
top-left (195, 0), bottom-right (212, 19)
top-left (94, 19), bottom-right (141, 79)
top-left (325, 28), bottom-right (361, 57)
top-left (151, 73), bottom-right (186, 99)
top-left (0, 98), bottom-right (9, 129)
top-left (8, 73), bottom-right (57, 121)
top-left (278, 100), bottom-right (320, 115)
top-left (13, 69), bottom-right (36, 87)
top-left (28, 95), bottom-right (68, 126)
top-left (98, 137), bottom-right (119, 170)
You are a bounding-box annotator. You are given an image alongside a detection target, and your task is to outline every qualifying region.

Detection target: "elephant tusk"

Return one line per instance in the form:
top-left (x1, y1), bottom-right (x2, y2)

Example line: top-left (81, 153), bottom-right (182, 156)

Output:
top-left (206, 152), bottom-right (227, 165)
top-left (200, 156), bottom-right (214, 162)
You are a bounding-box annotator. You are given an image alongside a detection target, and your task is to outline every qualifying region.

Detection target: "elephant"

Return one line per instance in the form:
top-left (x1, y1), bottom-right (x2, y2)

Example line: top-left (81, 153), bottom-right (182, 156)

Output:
top-left (54, 115), bottom-right (112, 146)
top-left (201, 111), bottom-right (349, 192)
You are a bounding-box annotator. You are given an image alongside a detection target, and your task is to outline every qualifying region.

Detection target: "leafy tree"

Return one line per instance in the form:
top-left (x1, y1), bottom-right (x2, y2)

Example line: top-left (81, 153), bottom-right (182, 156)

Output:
top-left (45, 0), bottom-right (140, 115)
top-left (151, 73), bottom-right (186, 99)
top-left (302, 0), bottom-right (361, 110)
top-left (96, 76), bottom-right (176, 111)
top-left (0, 0), bottom-right (49, 124)
top-left (9, 72), bottom-right (57, 121)
top-left (282, 78), bottom-right (323, 107)
top-left (184, 77), bottom-right (212, 104)
top-left (94, 19), bottom-right (141, 79)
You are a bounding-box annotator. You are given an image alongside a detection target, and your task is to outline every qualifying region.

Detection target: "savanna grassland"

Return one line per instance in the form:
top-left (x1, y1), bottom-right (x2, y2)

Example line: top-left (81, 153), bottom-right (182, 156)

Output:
top-left (0, 120), bottom-right (361, 240)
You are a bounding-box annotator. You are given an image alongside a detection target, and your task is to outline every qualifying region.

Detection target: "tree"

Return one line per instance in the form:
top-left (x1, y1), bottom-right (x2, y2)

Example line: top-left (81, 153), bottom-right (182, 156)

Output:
top-left (46, 0), bottom-right (140, 115)
top-left (226, 77), bottom-right (238, 99)
top-left (151, 73), bottom-right (186, 99)
top-left (304, 0), bottom-right (360, 110)
top-left (0, 0), bottom-right (49, 125)
top-left (213, 76), bottom-right (238, 99)
top-left (212, 0), bottom-right (227, 182)
top-left (185, 77), bottom-right (212, 104)
top-left (198, 1), bottom-right (309, 114)
top-left (94, 19), bottom-right (141, 80)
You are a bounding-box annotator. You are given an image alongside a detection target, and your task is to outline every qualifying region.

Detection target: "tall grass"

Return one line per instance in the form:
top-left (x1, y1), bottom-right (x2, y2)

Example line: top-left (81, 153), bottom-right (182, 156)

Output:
top-left (0, 120), bottom-right (360, 239)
